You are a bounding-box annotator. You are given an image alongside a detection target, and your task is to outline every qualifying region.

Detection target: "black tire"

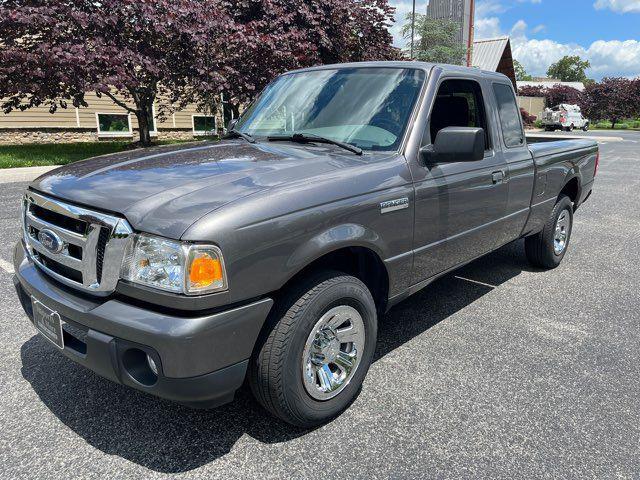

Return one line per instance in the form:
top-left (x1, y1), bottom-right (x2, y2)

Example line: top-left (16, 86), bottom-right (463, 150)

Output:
top-left (249, 271), bottom-right (377, 428)
top-left (525, 195), bottom-right (574, 269)
top-left (583, 123), bottom-right (589, 132)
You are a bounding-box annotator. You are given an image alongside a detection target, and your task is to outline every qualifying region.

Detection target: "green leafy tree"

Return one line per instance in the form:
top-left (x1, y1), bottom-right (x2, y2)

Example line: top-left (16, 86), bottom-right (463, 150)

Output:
top-left (514, 60), bottom-right (532, 81)
top-left (547, 55), bottom-right (591, 82)
top-left (401, 13), bottom-right (466, 65)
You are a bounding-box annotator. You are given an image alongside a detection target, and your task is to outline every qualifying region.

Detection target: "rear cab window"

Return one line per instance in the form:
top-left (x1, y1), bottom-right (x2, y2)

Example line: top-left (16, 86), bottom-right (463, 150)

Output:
top-left (493, 83), bottom-right (525, 148)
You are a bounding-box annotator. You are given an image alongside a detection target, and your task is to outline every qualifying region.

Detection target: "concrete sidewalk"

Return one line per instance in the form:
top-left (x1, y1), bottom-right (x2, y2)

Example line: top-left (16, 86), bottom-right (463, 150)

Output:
top-left (0, 165), bottom-right (60, 184)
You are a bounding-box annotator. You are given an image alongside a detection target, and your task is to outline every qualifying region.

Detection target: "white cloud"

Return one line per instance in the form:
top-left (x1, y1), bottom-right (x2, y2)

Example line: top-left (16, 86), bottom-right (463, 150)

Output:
top-left (475, 16), bottom-right (640, 79)
top-left (475, 17), bottom-right (503, 39)
top-left (586, 39), bottom-right (640, 76)
top-left (509, 19), bottom-right (528, 39)
top-left (531, 24), bottom-right (546, 33)
top-left (476, 0), bottom-right (508, 17)
top-left (594, 0), bottom-right (640, 13)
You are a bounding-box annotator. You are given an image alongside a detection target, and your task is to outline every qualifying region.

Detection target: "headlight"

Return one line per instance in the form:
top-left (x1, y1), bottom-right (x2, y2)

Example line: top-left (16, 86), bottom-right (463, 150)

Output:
top-left (122, 234), bottom-right (227, 295)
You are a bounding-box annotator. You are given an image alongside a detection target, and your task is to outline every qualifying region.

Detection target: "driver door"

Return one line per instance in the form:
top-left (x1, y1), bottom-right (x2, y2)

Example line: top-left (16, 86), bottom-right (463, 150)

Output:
top-left (410, 77), bottom-right (509, 283)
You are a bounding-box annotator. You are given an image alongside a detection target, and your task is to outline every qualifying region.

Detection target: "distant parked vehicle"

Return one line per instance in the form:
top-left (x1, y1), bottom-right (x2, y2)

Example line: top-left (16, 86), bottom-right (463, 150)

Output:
top-left (542, 104), bottom-right (589, 132)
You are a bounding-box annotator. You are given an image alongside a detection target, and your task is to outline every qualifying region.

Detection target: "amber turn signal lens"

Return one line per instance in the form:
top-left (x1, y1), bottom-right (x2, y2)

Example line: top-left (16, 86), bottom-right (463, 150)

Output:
top-left (189, 253), bottom-right (223, 288)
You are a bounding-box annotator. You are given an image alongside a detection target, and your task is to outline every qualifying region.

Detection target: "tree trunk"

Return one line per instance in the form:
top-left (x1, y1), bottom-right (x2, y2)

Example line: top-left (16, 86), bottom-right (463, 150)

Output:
top-left (133, 95), bottom-right (155, 146)
top-left (611, 118), bottom-right (617, 129)
top-left (231, 102), bottom-right (240, 121)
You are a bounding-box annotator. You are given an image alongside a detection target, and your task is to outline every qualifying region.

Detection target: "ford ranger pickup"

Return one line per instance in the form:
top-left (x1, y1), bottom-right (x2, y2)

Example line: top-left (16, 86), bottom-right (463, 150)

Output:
top-left (13, 62), bottom-right (598, 427)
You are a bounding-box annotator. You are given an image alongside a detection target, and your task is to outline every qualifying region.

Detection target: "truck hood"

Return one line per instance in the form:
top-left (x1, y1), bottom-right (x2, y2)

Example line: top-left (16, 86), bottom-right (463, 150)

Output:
top-left (31, 140), bottom-right (378, 238)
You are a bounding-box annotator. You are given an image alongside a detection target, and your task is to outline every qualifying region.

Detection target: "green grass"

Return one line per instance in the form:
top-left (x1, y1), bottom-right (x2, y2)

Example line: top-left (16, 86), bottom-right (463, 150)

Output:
top-left (0, 140), bottom-right (202, 169)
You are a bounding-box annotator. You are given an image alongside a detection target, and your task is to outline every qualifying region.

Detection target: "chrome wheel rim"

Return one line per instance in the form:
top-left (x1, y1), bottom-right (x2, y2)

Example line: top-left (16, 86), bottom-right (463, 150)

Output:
top-left (553, 209), bottom-right (571, 255)
top-left (301, 305), bottom-right (365, 401)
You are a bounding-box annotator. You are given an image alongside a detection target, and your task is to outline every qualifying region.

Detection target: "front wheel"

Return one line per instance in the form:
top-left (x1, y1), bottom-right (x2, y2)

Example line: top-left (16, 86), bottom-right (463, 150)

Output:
top-left (583, 123), bottom-right (589, 132)
top-left (249, 272), bottom-right (377, 427)
top-left (525, 195), bottom-right (574, 269)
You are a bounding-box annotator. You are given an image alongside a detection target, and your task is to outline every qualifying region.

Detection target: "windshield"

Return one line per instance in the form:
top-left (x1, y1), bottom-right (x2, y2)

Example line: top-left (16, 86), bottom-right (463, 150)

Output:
top-left (235, 67), bottom-right (426, 152)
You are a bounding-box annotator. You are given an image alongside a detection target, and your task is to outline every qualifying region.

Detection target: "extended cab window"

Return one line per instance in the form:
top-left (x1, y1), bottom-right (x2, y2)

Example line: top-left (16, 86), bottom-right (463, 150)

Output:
top-left (429, 79), bottom-right (491, 150)
top-left (493, 83), bottom-right (525, 148)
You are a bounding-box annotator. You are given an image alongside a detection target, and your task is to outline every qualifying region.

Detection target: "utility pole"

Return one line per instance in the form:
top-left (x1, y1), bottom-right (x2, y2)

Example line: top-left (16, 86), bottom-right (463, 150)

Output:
top-left (410, 0), bottom-right (416, 60)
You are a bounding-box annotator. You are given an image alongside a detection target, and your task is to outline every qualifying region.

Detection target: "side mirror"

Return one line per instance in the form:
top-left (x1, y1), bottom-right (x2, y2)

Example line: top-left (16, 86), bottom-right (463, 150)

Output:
top-left (420, 127), bottom-right (486, 165)
top-left (226, 118), bottom-right (238, 132)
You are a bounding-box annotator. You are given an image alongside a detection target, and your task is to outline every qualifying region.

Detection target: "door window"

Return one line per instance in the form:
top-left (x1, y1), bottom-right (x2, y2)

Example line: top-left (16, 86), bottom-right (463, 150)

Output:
top-left (429, 79), bottom-right (491, 150)
top-left (493, 83), bottom-right (525, 148)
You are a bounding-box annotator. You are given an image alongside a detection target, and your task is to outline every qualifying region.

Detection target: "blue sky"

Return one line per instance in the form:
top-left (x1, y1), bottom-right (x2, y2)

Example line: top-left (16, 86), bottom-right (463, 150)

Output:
top-left (388, 0), bottom-right (640, 79)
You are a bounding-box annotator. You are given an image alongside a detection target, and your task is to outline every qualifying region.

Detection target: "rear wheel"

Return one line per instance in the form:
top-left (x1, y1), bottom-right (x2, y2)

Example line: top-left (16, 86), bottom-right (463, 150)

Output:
top-left (582, 123), bottom-right (589, 132)
top-left (249, 272), bottom-right (377, 427)
top-left (525, 195), bottom-right (574, 269)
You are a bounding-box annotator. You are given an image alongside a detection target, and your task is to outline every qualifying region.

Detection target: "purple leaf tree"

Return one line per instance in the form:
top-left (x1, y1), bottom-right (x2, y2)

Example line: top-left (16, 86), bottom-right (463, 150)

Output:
top-left (580, 77), bottom-right (640, 128)
top-left (0, 0), bottom-right (399, 145)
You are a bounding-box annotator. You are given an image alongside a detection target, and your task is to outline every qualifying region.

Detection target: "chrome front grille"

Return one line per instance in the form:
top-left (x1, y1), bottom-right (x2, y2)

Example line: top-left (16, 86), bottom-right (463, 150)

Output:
top-left (23, 191), bottom-right (133, 296)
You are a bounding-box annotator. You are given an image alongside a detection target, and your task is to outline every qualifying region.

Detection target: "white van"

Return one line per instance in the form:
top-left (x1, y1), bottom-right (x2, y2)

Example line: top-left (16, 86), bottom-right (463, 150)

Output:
top-left (541, 104), bottom-right (589, 132)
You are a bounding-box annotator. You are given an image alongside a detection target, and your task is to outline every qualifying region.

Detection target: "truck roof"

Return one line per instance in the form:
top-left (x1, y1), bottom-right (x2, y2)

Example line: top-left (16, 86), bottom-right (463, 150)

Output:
top-left (287, 61), bottom-right (512, 84)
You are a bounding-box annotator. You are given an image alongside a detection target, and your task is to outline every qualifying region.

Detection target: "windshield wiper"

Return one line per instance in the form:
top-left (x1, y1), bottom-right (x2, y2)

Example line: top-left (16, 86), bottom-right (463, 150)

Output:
top-left (268, 132), bottom-right (363, 156)
top-left (224, 129), bottom-right (256, 144)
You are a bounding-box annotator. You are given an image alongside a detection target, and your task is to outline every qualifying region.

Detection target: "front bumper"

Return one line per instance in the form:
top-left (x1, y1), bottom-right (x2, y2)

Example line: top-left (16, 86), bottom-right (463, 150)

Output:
top-left (13, 241), bottom-right (273, 408)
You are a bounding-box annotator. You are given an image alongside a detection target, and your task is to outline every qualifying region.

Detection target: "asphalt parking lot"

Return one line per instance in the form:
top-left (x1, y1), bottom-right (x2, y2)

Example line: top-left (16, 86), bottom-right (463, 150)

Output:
top-left (1, 131), bottom-right (639, 478)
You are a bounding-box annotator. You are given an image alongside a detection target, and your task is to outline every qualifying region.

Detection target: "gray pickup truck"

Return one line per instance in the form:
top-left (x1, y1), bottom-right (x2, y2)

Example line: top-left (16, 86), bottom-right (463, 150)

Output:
top-left (13, 62), bottom-right (598, 427)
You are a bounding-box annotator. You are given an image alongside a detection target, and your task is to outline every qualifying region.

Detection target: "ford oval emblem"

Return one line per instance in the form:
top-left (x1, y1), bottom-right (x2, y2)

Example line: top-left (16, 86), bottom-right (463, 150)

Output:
top-left (38, 229), bottom-right (64, 254)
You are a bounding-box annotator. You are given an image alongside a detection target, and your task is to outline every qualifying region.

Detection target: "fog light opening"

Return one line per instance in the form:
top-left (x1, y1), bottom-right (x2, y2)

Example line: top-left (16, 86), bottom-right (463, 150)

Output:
top-left (122, 348), bottom-right (158, 386)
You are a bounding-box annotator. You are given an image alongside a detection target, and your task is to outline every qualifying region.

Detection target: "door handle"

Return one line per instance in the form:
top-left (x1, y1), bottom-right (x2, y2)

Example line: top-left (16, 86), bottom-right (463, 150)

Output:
top-left (492, 171), bottom-right (505, 184)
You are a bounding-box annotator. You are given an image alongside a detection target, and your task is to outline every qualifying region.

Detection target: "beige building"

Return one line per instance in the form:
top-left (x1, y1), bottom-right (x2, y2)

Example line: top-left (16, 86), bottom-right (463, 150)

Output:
top-left (517, 96), bottom-right (546, 119)
top-left (0, 92), bottom-right (226, 144)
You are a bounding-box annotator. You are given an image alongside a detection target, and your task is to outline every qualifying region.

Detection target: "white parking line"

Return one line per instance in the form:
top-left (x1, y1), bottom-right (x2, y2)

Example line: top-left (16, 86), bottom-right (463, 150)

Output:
top-left (0, 258), bottom-right (15, 274)
top-left (454, 275), bottom-right (496, 288)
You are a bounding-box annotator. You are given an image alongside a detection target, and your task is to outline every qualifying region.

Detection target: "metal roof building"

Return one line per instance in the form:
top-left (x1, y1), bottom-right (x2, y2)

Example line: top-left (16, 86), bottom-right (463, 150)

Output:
top-left (471, 37), bottom-right (517, 89)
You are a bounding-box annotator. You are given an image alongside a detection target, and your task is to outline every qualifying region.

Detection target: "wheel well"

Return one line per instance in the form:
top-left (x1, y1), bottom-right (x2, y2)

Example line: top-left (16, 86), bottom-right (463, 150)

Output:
top-left (560, 177), bottom-right (580, 205)
top-left (278, 247), bottom-right (390, 313)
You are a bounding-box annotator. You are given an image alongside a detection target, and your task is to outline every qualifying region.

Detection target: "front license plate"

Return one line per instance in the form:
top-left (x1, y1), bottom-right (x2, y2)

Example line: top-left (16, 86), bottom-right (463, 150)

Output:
top-left (31, 297), bottom-right (64, 350)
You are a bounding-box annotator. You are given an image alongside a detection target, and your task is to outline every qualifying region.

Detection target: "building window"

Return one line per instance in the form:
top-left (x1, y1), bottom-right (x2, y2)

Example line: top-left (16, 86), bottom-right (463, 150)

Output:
top-left (96, 113), bottom-right (132, 137)
top-left (192, 115), bottom-right (217, 136)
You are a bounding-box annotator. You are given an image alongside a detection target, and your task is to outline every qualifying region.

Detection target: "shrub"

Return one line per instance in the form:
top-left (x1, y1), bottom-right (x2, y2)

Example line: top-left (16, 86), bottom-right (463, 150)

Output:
top-left (631, 120), bottom-right (640, 129)
top-left (534, 119), bottom-right (543, 129)
top-left (595, 121), bottom-right (612, 129)
top-left (617, 123), bottom-right (629, 130)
